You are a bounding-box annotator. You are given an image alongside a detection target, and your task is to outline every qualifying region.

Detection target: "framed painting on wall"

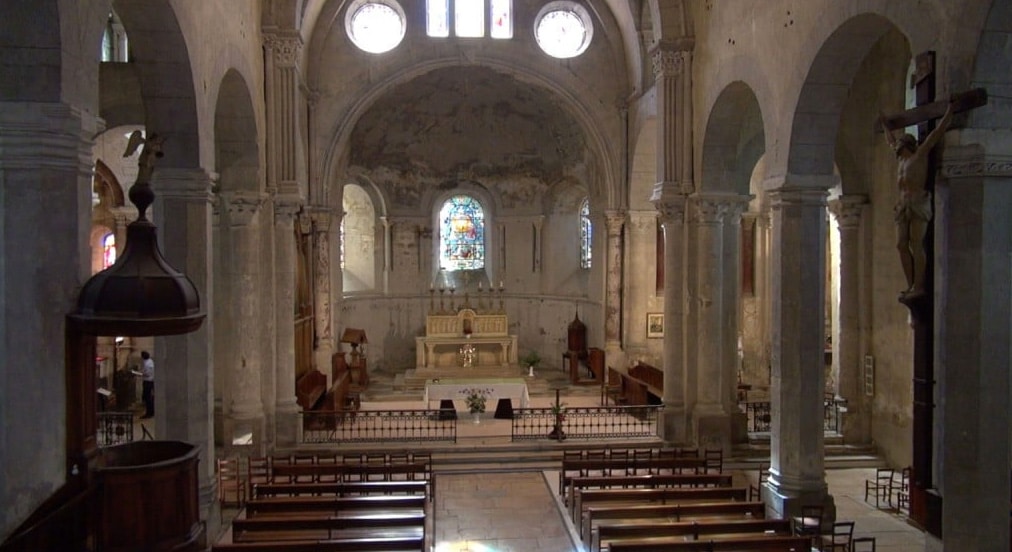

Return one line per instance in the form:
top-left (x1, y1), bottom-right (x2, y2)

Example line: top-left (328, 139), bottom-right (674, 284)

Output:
top-left (646, 313), bottom-right (664, 338)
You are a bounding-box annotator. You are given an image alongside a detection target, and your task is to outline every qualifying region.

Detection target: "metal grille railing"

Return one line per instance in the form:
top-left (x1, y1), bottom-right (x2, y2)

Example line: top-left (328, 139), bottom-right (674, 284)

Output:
top-left (510, 405), bottom-right (661, 441)
top-left (300, 409), bottom-right (457, 444)
top-left (743, 398), bottom-right (843, 433)
top-left (97, 411), bottom-right (135, 447)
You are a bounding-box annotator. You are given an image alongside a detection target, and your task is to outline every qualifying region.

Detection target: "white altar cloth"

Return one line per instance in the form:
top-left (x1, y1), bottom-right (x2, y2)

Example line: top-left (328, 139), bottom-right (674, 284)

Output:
top-left (423, 377), bottom-right (530, 409)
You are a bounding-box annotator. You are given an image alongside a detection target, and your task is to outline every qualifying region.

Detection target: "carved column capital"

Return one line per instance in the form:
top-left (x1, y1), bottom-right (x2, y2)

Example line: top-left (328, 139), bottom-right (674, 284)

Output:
top-left (604, 210), bottom-right (625, 237)
top-left (650, 42), bottom-right (692, 78)
top-left (222, 192), bottom-right (266, 226)
top-left (827, 195), bottom-right (867, 230)
top-left (309, 208), bottom-right (333, 232)
top-left (274, 196), bottom-right (302, 220)
top-left (693, 196), bottom-right (729, 225)
top-left (654, 194), bottom-right (688, 225)
top-left (263, 31), bottom-right (302, 67)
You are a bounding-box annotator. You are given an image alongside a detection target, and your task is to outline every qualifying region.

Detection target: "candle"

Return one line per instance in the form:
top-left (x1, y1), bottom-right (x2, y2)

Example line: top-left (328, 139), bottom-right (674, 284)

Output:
top-left (430, 283), bottom-right (434, 291)
top-left (499, 280), bottom-right (504, 288)
top-left (478, 281), bottom-right (482, 290)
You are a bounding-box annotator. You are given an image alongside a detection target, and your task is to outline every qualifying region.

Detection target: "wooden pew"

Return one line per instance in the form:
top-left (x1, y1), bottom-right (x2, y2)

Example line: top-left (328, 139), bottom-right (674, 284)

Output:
top-left (211, 534), bottom-right (425, 551)
top-left (581, 501), bottom-right (766, 545)
top-left (628, 362), bottom-right (663, 395)
top-left (592, 519), bottom-right (791, 552)
top-left (574, 487), bottom-right (749, 534)
top-left (565, 473), bottom-right (734, 517)
top-left (604, 534), bottom-right (813, 552)
top-left (244, 494), bottom-right (426, 518)
top-left (560, 457), bottom-right (708, 492)
top-left (231, 513), bottom-right (425, 543)
top-left (253, 480), bottom-right (428, 499)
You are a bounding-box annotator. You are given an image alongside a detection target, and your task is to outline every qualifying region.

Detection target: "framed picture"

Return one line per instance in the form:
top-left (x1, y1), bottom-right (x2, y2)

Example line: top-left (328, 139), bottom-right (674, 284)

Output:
top-left (646, 313), bottom-right (664, 338)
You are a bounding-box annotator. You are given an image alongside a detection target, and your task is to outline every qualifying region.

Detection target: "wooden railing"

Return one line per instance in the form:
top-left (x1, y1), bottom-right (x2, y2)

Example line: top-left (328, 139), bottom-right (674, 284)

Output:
top-left (511, 405), bottom-right (662, 441)
top-left (299, 409), bottom-right (457, 444)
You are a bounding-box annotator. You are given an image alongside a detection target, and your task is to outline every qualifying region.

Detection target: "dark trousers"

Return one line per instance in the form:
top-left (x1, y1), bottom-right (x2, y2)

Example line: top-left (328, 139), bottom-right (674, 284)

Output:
top-left (142, 381), bottom-right (154, 416)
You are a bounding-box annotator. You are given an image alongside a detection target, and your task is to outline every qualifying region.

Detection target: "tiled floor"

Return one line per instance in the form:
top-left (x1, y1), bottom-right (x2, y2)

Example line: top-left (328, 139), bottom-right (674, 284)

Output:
top-left (430, 467), bottom-right (926, 552)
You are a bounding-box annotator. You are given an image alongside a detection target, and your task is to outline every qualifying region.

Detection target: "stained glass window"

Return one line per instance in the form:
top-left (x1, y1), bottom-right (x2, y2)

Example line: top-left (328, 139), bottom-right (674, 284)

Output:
top-left (103, 233), bottom-right (117, 269)
top-left (440, 195), bottom-right (485, 271)
top-left (490, 0), bottom-right (512, 39)
top-left (339, 218), bottom-right (346, 269)
top-left (580, 198), bottom-right (591, 269)
top-left (427, 0), bottom-right (511, 39)
top-left (455, 0), bottom-right (484, 37)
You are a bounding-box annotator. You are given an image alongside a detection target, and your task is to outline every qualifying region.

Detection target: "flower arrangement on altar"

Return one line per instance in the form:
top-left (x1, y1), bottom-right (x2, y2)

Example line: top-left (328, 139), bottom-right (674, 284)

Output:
top-left (462, 387), bottom-right (492, 414)
top-left (551, 398), bottom-right (567, 422)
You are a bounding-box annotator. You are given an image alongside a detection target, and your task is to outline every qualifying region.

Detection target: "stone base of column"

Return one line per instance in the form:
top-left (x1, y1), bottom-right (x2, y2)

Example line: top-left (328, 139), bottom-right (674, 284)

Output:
top-left (658, 406), bottom-right (689, 445)
top-left (762, 481), bottom-right (836, 529)
top-left (223, 414), bottom-right (266, 457)
top-left (730, 410), bottom-right (749, 444)
top-left (693, 409), bottom-right (732, 453)
top-left (274, 401), bottom-right (301, 448)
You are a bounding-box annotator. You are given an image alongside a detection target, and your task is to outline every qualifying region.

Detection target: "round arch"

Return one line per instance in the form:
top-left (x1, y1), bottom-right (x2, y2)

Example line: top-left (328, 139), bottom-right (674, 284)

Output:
top-left (214, 69), bottom-right (261, 194)
top-left (700, 81), bottom-right (766, 195)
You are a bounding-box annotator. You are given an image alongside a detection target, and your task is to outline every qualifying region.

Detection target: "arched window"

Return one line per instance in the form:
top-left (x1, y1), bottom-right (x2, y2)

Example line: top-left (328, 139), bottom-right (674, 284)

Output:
top-left (580, 198), bottom-right (591, 269)
top-left (440, 195), bottom-right (485, 271)
top-left (426, 0), bottom-right (512, 39)
top-left (102, 233), bottom-right (117, 269)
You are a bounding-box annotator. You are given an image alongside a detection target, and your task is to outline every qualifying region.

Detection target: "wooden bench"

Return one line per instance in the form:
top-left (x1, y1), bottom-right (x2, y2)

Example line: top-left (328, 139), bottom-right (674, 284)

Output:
top-left (592, 519), bottom-right (792, 552)
top-left (565, 473), bottom-right (733, 506)
top-left (628, 362), bottom-right (663, 398)
top-left (604, 534), bottom-right (813, 552)
top-left (253, 480), bottom-right (428, 499)
top-left (244, 495), bottom-right (426, 518)
top-left (574, 487), bottom-right (749, 534)
top-left (561, 457), bottom-right (708, 492)
top-left (581, 501), bottom-right (766, 544)
top-left (211, 534), bottom-right (425, 551)
top-left (231, 514), bottom-right (425, 543)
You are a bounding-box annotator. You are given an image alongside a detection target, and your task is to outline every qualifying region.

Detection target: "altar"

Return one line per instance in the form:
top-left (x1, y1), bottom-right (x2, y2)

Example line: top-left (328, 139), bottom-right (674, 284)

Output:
top-left (423, 377), bottom-right (530, 409)
top-left (415, 308), bottom-right (518, 369)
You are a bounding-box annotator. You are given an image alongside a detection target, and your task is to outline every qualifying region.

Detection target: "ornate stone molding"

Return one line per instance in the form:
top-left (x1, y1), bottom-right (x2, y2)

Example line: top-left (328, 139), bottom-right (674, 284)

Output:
top-left (767, 187), bottom-right (829, 209)
top-left (604, 210), bottom-right (626, 236)
top-left (223, 192), bottom-right (266, 226)
top-left (941, 149), bottom-right (1012, 178)
top-left (650, 41), bottom-right (692, 78)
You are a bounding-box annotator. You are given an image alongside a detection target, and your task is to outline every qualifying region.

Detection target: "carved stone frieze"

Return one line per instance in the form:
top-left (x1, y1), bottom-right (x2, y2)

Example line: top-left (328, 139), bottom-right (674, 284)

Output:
top-left (264, 33), bottom-right (302, 67)
top-left (827, 195), bottom-right (867, 229)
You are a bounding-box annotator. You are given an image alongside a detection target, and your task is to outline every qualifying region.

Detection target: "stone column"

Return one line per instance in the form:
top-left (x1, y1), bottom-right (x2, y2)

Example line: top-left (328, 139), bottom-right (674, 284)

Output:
top-left (311, 208), bottom-right (335, 371)
top-left (721, 197), bottom-right (750, 443)
top-left (653, 196), bottom-right (689, 444)
top-left (625, 211), bottom-right (658, 352)
top-left (827, 195), bottom-right (868, 444)
top-left (153, 167), bottom-right (217, 520)
top-left (221, 192), bottom-right (266, 456)
top-left (262, 30), bottom-right (303, 198)
top-left (380, 216), bottom-right (392, 294)
top-left (273, 199), bottom-right (300, 446)
top-left (761, 180), bottom-right (835, 523)
top-left (691, 195), bottom-right (729, 449)
top-left (933, 143), bottom-right (1012, 550)
top-left (604, 210), bottom-right (625, 351)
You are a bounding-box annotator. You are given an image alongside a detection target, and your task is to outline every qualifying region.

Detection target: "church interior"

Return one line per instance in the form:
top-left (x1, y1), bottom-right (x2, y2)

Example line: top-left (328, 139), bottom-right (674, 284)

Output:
top-left (1, 0), bottom-right (1010, 550)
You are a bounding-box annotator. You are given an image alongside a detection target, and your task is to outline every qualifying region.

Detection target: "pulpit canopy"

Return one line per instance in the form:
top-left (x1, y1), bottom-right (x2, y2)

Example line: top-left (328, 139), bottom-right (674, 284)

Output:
top-left (341, 328), bottom-right (368, 345)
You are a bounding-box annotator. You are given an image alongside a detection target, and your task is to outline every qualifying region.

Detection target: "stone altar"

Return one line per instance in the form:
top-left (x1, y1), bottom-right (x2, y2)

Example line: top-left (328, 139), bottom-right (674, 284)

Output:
top-left (415, 308), bottom-right (518, 369)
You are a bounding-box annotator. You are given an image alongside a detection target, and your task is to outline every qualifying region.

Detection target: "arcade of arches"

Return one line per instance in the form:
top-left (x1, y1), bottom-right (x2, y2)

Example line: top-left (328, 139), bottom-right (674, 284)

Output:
top-left (2, 1), bottom-right (1011, 550)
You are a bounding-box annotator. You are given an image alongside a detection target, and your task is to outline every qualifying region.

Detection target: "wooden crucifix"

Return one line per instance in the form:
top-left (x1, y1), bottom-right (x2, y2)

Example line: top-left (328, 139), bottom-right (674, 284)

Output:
top-left (875, 51), bottom-right (988, 537)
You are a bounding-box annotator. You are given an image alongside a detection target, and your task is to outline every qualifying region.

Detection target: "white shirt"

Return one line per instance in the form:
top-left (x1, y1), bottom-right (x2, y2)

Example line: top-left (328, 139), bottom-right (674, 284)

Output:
top-left (141, 358), bottom-right (154, 382)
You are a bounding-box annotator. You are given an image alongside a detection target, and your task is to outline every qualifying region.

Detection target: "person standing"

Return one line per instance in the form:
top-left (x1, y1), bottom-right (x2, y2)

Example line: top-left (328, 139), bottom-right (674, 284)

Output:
top-left (140, 351), bottom-right (155, 418)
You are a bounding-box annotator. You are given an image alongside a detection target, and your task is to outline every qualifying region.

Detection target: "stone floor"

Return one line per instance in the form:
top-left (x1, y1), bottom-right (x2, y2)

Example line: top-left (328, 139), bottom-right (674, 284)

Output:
top-left (430, 467), bottom-right (926, 552)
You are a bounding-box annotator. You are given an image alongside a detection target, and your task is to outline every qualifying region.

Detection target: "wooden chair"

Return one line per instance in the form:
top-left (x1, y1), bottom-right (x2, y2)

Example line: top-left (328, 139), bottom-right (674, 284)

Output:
top-left (790, 504), bottom-right (824, 546)
top-left (851, 536), bottom-right (877, 551)
top-left (864, 467), bottom-right (894, 509)
top-left (820, 520), bottom-right (854, 552)
top-left (703, 448), bottom-right (723, 473)
top-left (892, 466), bottom-right (910, 512)
top-left (217, 458), bottom-right (246, 519)
top-left (749, 462), bottom-right (769, 501)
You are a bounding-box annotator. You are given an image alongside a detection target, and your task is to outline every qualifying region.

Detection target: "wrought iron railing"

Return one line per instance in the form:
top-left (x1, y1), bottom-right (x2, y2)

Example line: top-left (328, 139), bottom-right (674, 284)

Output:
top-left (742, 398), bottom-right (843, 433)
top-left (97, 411), bottom-right (135, 447)
top-left (299, 409), bottom-right (457, 444)
top-left (510, 405), bottom-right (662, 441)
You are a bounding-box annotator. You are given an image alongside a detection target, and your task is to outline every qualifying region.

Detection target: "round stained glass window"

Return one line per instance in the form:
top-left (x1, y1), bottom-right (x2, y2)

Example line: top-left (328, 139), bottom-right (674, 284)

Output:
top-left (534, 2), bottom-right (593, 59)
top-left (346, 1), bottom-right (405, 54)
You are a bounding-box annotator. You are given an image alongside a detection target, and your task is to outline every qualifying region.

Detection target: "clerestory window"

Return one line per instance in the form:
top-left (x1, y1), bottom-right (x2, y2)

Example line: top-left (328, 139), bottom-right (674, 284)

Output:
top-left (346, 0), bottom-right (406, 53)
top-left (534, 1), bottom-right (593, 58)
top-left (427, 0), bottom-right (512, 39)
top-left (580, 198), bottom-right (592, 269)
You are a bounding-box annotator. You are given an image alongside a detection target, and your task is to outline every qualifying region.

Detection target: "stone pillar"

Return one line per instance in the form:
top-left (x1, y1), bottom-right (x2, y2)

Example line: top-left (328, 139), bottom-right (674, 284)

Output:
top-left (625, 211), bottom-right (657, 352)
top-left (273, 199), bottom-right (300, 446)
top-left (604, 210), bottom-right (625, 351)
top-left (653, 196), bottom-right (689, 444)
top-left (933, 142), bottom-right (1012, 550)
top-left (827, 195), bottom-right (868, 444)
top-left (311, 208), bottom-right (334, 371)
top-left (262, 30), bottom-right (303, 198)
top-left (153, 167), bottom-right (217, 521)
top-left (380, 216), bottom-right (392, 294)
top-left (761, 180), bottom-right (835, 523)
top-left (221, 192), bottom-right (266, 456)
top-left (721, 197), bottom-right (750, 443)
top-left (691, 195), bottom-right (729, 449)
